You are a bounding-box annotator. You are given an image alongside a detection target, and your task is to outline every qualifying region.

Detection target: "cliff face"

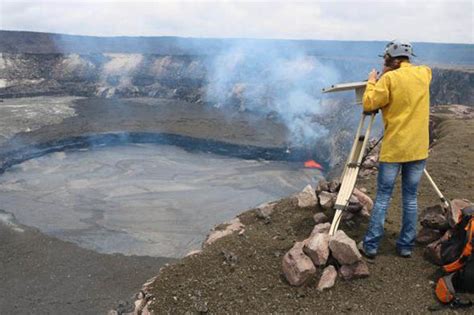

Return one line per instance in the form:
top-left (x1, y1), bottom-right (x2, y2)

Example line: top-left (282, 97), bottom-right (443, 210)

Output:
top-left (0, 53), bottom-right (207, 102)
top-left (1, 53), bottom-right (472, 106)
top-left (431, 68), bottom-right (474, 105)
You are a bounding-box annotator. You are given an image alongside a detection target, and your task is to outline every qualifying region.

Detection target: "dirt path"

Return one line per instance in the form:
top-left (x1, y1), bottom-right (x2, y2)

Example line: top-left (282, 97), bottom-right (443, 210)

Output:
top-left (147, 109), bottom-right (474, 313)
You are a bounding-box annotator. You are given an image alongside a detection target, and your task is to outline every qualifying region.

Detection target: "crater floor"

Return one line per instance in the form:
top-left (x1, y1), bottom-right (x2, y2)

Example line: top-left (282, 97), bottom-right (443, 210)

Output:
top-left (0, 143), bottom-right (321, 257)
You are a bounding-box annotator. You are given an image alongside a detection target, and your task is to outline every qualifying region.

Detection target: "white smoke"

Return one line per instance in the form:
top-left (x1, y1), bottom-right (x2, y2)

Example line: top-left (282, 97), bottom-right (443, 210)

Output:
top-left (205, 41), bottom-right (340, 145)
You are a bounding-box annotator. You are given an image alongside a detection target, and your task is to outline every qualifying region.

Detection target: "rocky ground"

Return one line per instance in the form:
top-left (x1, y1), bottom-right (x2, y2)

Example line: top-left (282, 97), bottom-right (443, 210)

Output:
top-left (143, 106), bottom-right (474, 314)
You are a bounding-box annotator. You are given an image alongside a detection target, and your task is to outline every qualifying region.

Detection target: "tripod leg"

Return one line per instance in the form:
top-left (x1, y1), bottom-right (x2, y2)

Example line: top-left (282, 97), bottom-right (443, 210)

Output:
top-left (423, 168), bottom-right (451, 209)
top-left (329, 113), bottom-right (376, 235)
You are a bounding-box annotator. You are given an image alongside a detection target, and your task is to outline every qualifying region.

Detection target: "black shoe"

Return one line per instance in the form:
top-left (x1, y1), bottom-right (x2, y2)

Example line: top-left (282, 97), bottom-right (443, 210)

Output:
top-left (357, 241), bottom-right (376, 259)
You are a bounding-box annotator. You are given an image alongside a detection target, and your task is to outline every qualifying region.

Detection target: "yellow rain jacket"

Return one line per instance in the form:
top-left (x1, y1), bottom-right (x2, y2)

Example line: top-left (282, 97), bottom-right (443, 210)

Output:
top-left (363, 62), bottom-right (431, 162)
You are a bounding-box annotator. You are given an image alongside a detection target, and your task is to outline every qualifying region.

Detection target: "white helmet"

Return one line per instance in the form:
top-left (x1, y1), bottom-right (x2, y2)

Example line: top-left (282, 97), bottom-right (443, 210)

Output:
top-left (381, 39), bottom-right (416, 58)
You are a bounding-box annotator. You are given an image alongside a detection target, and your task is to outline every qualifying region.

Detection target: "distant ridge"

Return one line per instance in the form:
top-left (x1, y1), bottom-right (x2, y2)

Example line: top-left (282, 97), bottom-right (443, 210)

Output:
top-left (0, 30), bottom-right (473, 65)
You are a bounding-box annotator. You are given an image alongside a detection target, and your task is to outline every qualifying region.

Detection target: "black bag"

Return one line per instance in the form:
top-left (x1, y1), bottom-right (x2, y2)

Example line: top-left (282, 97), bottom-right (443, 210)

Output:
top-left (435, 206), bottom-right (474, 307)
top-left (456, 254), bottom-right (474, 292)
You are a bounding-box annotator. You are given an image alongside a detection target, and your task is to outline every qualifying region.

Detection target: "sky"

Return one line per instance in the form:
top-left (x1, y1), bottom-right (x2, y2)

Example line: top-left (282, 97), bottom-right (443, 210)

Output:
top-left (0, 0), bottom-right (472, 44)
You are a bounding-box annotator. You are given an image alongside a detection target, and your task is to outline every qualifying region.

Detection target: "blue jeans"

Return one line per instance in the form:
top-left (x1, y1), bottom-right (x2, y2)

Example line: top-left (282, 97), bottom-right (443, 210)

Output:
top-left (362, 159), bottom-right (426, 255)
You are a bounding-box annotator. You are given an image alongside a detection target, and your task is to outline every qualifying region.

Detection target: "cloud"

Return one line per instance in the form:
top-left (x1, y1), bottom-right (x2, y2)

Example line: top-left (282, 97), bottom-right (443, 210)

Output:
top-left (0, 0), bottom-right (472, 43)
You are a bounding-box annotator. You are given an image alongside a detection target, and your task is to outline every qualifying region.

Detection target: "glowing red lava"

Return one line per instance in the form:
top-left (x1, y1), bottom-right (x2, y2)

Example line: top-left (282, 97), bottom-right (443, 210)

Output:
top-left (304, 159), bottom-right (323, 170)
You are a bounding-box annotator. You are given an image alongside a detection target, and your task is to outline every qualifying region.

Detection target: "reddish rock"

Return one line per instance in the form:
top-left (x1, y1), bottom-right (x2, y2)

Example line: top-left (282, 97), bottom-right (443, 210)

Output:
top-left (296, 185), bottom-right (318, 208)
top-left (339, 260), bottom-right (370, 280)
top-left (424, 239), bottom-right (443, 266)
top-left (360, 208), bottom-right (371, 219)
top-left (329, 230), bottom-right (362, 265)
top-left (352, 188), bottom-right (374, 213)
top-left (420, 204), bottom-right (449, 230)
top-left (204, 218), bottom-right (244, 246)
top-left (319, 191), bottom-right (336, 211)
top-left (282, 241), bottom-right (317, 286)
top-left (313, 212), bottom-right (329, 225)
top-left (317, 265), bottom-right (337, 291)
top-left (303, 233), bottom-right (330, 266)
top-left (310, 222), bottom-right (331, 236)
top-left (416, 227), bottom-right (442, 245)
top-left (448, 199), bottom-right (471, 227)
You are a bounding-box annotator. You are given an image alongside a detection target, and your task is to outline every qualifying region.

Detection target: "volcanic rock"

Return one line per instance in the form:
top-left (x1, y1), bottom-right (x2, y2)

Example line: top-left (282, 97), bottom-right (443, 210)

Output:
top-left (313, 212), bottom-right (329, 225)
top-left (362, 155), bottom-right (378, 169)
top-left (328, 180), bottom-right (341, 193)
top-left (359, 208), bottom-right (371, 219)
top-left (303, 232), bottom-right (330, 266)
top-left (310, 222), bottom-right (331, 237)
top-left (424, 239), bottom-right (443, 266)
top-left (346, 195), bottom-right (363, 213)
top-left (352, 188), bottom-right (374, 213)
top-left (319, 191), bottom-right (336, 211)
top-left (416, 227), bottom-right (442, 245)
top-left (339, 260), bottom-right (370, 280)
top-left (296, 185), bottom-right (318, 208)
top-left (256, 201), bottom-right (278, 219)
top-left (317, 265), bottom-right (337, 291)
top-left (204, 218), bottom-right (244, 246)
top-left (448, 199), bottom-right (471, 227)
top-left (315, 179), bottom-right (330, 194)
top-left (420, 205), bottom-right (449, 230)
top-left (329, 230), bottom-right (362, 265)
top-left (282, 241), bottom-right (317, 286)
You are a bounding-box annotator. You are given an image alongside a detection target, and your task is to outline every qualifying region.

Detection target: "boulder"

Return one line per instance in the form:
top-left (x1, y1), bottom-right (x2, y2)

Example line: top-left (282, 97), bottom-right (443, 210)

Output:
top-left (204, 218), bottom-right (244, 246)
top-left (448, 199), bottom-right (471, 227)
top-left (424, 239), bottom-right (443, 266)
top-left (282, 241), bottom-right (317, 286)
top-left (319, 191), bottom-right (336, 211)
top-left (329, 230), bottom-right (362, 265)
top-left (341, 211), bottom-right (355, 222)
top-left (352, 188), bottom-right (374, 213)
top-left (317, 265), bottom-right (337, 291)
top-left (346, 195), bottom-right (363, 213)
top-left (313, 212), bottom-right (329, 225)
top-left (416, 227), bottom-right (442, 245)
top-left (359, 208), bottom-right (371, 219)
top-left (296, 185), bottom-right (318, 208)
top-left (303, 233), bottom-right (330, 266)
top-left (328, 180), bottom-right (341, 193)
top-left (256, 201), bottom-right (277, 219)
top-left (420, 205), bottom-right (449, 230)
top-left (339, 260), bottom-right (370, 280)
top-left (310, 222), bottom-right (331, 237)
top-left (362, 155), bottom-right (378, 169)
top-left (315, 179), bottom-right (329, 194)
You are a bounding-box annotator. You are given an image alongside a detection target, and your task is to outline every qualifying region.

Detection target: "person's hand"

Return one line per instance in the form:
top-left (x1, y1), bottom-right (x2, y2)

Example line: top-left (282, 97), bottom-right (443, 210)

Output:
top-left (368, 69), bottom-right (378, 83)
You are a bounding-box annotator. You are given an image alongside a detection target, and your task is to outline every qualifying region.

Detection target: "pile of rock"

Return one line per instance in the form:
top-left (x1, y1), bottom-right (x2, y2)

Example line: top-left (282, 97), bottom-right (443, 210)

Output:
top-left (282, 180), bottom-right (374, 290)
top-left (421, 199), bottom-right (472, 265)
top-left (282, 224), bottom-right (369, 290)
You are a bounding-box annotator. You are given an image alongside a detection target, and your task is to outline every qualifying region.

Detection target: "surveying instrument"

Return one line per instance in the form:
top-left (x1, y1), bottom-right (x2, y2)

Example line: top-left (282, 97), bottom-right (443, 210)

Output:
top-left (322, 82), bottom-right (450, 236)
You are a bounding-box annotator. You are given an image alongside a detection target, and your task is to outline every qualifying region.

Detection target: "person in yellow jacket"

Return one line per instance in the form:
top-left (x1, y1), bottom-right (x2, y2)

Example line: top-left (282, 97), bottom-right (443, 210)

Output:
top-left (358, 40), bottom-right (432, 259)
